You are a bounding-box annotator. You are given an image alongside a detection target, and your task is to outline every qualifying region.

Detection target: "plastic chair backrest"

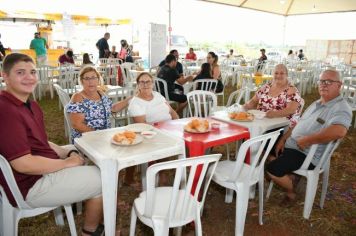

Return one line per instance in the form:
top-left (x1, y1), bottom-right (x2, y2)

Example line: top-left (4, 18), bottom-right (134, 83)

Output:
top-left (108, 58), bottom-right (123, 65)
top-left (0, 154), bottom-right (31, 209)
top-left (37, 65), bottom-right (50, 82)
top-left (298, 139), bottom-right (341, 173)
top-left (229, 129), bottom-right (281, 183)
top-left (58, 66), bottom-right (78, 90)
top-left (193, 79), bottom-right (217, 92)
top-left (99, 58), bottom-right (109, 65)
top-left (186, 90), bottom-right (217, 118)
top-left (144, 154), bottom-right (221, 221)
top-left (53, 84), bottom-right (70, 107)
top-left (226, 89), bottom-right (245, 107)
top-left (105, 87), bottom-right (132, 123)
top-left (154, 77), bottom-right (170, 101)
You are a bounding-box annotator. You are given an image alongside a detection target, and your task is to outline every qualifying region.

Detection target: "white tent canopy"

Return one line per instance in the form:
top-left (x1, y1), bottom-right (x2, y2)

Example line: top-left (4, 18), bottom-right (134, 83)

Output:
top-left (198, 0), bottom-right (356, 16)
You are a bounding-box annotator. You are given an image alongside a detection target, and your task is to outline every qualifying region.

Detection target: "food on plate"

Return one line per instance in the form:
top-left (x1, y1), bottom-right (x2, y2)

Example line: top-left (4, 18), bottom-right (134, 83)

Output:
top-left (113, 130), bottom-right (137, 145)
top-left (229, 111), bottom-right (254, 121)
top-left (184, 118), bottom-right (209, 133)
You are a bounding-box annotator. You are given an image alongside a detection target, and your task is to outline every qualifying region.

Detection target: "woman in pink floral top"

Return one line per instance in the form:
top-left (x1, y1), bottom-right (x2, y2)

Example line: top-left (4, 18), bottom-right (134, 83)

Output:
top-left (243, 64), bottom-right (304, 127)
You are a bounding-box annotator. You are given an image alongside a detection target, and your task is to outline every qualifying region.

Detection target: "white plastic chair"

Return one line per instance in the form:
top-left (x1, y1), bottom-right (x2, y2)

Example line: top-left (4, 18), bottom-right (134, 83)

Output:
top-left (154, 77), bottom-right (175, 105)
top-left (193, 79), bottom-right (217, 92)
top-left (129, 154), bottom-right (221, 236)
top-left (106, 87), bottom-right (133, 127)
top-left (53, 84), bottom-right (72, 142)
top-left (210, 130), bottom-right (281, 236)
top-left (227, 88), bottom-right (246, 106)
top-left (266, 139), bottom-right (341, 219)
top-left (342, 77), bottom-right (356, 127)
top-left (36, 65), bottom-right (56, 100)
top-left (186, 90), bottom-right (217, 118)
top-left (0, 154), bottom-right (77, 236)
top-left (120, 63), bottom-right (136, 86)
top-left (98, 58), bottom-right (109, 65)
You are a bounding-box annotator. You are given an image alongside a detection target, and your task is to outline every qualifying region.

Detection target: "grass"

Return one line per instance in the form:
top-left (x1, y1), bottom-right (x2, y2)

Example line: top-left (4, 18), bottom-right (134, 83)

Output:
top-left (17, 85), bottom-right (356, 235)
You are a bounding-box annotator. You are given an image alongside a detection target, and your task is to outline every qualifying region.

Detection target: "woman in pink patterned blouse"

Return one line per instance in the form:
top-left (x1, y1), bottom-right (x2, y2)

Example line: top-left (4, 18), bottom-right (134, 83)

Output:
top-left (243, 64), bottom-right (304, 127)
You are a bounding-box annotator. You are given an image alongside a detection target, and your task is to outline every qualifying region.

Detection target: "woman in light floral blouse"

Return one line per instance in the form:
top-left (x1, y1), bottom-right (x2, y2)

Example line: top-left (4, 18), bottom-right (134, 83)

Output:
top-left (243, 64), bottom-right (304, 127)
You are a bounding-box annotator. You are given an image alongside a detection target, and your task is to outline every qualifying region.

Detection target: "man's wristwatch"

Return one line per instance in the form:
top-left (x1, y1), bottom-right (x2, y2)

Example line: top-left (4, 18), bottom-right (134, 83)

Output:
top-left (67, 150), bottom-right (79, 157)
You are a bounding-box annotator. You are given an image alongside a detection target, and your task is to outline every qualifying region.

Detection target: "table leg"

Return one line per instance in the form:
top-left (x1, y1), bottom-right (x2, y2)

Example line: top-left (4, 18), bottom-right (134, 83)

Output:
top-left (187, 145), bottom-right (205, 195)
top-left (100, 159), bottom-right (119, 236)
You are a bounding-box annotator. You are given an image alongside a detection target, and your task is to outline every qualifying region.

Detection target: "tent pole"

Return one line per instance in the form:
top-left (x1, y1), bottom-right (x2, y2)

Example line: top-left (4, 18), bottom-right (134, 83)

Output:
top-left (168, 0), bottom-right (171, 51)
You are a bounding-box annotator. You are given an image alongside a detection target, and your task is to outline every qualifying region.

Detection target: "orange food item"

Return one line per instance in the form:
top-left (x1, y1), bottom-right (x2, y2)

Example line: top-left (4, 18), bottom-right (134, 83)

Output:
top-left (123, 130), bottom-right (136, 139)
top-left (113, 131), bottom-right (136, 144)
top-left (229, 112), bottom-right (252, 120)
top-left (185, 119), bottom-right (209, 132)
top-left (191, 119), bottom-right (201, 129)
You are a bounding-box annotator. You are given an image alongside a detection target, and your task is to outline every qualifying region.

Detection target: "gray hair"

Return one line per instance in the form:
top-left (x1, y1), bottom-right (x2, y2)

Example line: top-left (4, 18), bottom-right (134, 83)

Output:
top-left (321, 69), bottom-right (341, 81)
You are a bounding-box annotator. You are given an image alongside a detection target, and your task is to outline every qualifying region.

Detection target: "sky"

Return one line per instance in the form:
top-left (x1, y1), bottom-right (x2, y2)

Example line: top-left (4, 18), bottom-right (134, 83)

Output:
top-left (1, 0), bottom-right (355, 48)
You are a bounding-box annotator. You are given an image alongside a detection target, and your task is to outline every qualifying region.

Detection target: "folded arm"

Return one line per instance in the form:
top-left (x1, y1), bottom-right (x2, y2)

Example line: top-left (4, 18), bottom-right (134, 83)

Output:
top-left (297, 124), bottom-right (347, 150)
top-left (10, 153), bottom-right (84, 175)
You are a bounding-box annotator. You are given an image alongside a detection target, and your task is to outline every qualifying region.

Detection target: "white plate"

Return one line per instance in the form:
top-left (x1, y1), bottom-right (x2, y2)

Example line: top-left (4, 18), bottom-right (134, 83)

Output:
top-left (111, 135), bottom-right (144, 146)
top-left (248, 109), bottom-right (266, 119)
top-left (125, 123), bottom-right (153, 133)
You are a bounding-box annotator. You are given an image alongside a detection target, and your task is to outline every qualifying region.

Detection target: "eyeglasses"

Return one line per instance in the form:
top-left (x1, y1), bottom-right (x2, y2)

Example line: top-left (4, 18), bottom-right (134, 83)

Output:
top-left (82, 77), bottom-right (99, 81)
top-left (317, 80), bottom-right (341, 86)
top-left (138, 80), bottom-right (152, 86)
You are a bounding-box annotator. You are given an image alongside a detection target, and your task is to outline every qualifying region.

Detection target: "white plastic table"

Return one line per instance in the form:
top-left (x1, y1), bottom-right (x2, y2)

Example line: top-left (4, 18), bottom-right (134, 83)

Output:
top-left (211, 110), bottom-right (289, 139)
top-left (74, 127), bottom-right (186, 236)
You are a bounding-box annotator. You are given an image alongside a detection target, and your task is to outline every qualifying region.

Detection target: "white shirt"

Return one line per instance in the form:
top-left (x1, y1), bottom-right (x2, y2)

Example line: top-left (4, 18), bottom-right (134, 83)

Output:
top-left (128, 91), bottom-right (172, 124)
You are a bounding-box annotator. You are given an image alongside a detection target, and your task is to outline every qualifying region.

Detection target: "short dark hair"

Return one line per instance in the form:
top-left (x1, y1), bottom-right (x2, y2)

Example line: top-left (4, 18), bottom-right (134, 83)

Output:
top-left (260, 48), bottom-right (265, 52)
top-left (170, 49), bottom-right (178, 54)
top-left (2, 53), bottom-right (34, 74)
top-left (165, 54), bottom-right (177, 64)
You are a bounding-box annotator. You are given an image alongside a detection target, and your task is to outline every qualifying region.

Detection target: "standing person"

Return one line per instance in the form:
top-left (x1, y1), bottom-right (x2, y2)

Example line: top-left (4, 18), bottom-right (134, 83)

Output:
top-left (185, 48), bottom-right (197, 61)
top-left (38, 32), bottom-right (49, 50)
top-left (29, 32), bottom-right (47, 65)
top-left (0, 53), bottom-right (104, 235)
top-left (266, 69), bottom-right (352, 204)
top-left (0, 33), bottom-right (11, 61)
top-left (298, 49), bottom-right (305, 60)
top-left (119, 39), bottom-right (133, 62)
top-left (96, 32), bottom-right (110, 59)
top-left (157, 54), bottom-right (193, 114)
top-left (58, 48), bottom-right (74, 65)
top-left (118, 40), bottom-right (127, 62)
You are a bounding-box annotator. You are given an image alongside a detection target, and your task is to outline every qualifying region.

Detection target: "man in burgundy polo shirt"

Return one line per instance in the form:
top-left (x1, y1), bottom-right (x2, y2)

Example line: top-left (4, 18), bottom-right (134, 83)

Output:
top-left (0, 53), bottom-right (104, 235)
